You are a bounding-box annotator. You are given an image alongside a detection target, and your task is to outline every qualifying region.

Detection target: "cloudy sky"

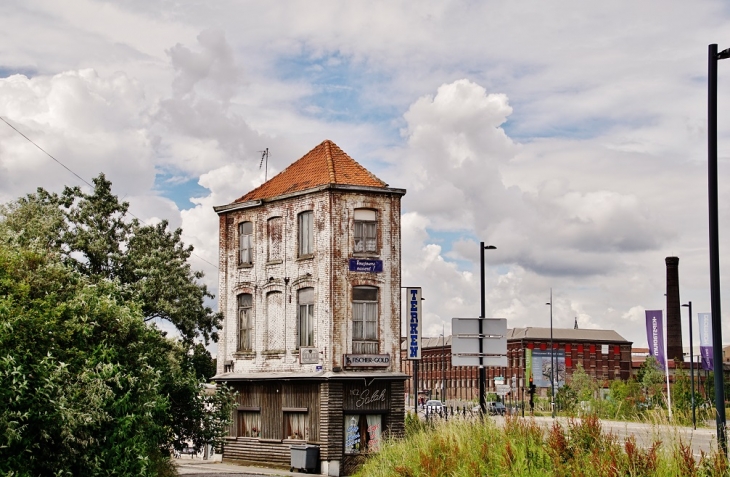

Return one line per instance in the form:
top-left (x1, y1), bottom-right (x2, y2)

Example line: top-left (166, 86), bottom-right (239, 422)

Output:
top-left (2, 1), bottom-right (730, 352)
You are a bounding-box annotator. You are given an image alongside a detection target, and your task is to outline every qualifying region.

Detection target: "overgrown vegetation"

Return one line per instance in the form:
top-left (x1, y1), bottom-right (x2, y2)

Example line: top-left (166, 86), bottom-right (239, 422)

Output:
top-left (548, 358), bottom-right (718, 427)
top-left (357, 414), bottom-right (729, 477)
top-left (0, 176), bottom-right (235, 476)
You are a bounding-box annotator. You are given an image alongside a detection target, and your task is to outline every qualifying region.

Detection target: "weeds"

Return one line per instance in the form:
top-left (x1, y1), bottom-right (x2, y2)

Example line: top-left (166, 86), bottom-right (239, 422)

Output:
top-left (354, 415), bottom-right (728, 477)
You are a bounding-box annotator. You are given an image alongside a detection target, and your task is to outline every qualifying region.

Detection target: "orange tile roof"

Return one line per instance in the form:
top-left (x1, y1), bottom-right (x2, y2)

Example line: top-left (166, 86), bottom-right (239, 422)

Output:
top-left (235, 140), bottom-right (388, 202)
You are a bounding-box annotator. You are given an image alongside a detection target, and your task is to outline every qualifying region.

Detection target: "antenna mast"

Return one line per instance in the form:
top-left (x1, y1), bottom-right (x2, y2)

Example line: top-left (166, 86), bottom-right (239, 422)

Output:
top-left (259, 148), bottom-right (269, 181)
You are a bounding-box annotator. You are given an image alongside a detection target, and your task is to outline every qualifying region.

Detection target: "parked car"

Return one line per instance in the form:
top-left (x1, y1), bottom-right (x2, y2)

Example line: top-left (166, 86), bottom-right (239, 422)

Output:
top-left (425, 400), bottom-right (443, 414)
top-left (487, 402), bottom-right (506, 416)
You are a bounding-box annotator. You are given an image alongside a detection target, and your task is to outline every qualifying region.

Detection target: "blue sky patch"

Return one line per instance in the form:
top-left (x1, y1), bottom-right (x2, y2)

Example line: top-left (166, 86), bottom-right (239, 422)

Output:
top-left (154, 172), bottom-right (209, 210)
top-left (275, 51), bottom-right (400, 128)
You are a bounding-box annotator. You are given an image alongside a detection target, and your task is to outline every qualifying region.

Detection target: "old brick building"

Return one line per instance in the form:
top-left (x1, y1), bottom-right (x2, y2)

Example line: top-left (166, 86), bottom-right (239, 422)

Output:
top-left (213, 140), bottom-right (407, 476)
top-left (401, 327), bottom-right (632, 406)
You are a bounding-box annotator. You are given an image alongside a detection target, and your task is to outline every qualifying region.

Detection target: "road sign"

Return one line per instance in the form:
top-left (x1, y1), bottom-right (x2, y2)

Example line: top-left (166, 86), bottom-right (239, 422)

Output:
top-left (451, 317), bottom-right (507, 367)
top-left (452, 354), bottom-right (507, 367)
top-left (496, 384), bottom-right (511, 394)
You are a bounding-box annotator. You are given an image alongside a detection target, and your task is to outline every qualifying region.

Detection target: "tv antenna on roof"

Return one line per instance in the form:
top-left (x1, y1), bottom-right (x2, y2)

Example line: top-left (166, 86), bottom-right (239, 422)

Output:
top-left (258, 147), bottom-right (269, 181)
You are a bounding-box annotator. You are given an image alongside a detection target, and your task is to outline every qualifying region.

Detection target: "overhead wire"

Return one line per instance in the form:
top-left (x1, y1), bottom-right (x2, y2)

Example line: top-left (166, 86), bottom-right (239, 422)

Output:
top-left (0, 115), bottom-right (219, 271)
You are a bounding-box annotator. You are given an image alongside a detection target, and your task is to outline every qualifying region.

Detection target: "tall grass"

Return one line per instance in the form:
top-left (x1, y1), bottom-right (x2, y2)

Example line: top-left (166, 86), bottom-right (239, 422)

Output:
top-left (355, 414), bottom-right (729, 476)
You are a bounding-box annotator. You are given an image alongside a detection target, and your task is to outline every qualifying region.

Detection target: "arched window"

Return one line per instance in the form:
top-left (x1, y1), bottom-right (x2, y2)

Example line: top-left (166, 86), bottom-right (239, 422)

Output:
top-left (238, 221), bottom-right (253, 265)
top-left (298, 287), bottom-right (315, 348)
top-left (237, 293), bottom-right (252, 351)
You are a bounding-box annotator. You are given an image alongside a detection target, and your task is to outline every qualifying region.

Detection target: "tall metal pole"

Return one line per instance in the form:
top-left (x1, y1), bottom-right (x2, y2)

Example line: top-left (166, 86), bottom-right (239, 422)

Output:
top-left (479, 243), bottom-right (486, 415)
top-left (441, 325), bottom-right (446, 404)
top-left (549, 289), bottom-right (555, 418)
top-left (479, 243), bottom-right (497, 414)
top-left (709, 43), bottom-right (728, 455)
top-left (414, 360), bottom-right (419, 414)
top-left (683, 302), bottom-right (696, 429)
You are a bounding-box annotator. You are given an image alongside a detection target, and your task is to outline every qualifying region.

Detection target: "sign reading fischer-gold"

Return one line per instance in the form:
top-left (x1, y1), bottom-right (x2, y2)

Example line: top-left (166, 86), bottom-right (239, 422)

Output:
top-left (344, 354), bottom-right (390, 367)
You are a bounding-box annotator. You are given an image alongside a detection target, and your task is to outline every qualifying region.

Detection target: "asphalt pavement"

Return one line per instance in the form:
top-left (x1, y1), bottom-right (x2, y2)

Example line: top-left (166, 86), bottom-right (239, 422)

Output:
top-left (175, 454), bottom-right (324, 476)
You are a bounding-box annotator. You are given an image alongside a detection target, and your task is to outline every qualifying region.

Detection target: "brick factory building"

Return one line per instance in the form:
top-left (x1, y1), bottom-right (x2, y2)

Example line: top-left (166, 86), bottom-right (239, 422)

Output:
top-left (401, 327), bottom-right (632, 407)
top-left (213, 140), bottom-right (407, 476)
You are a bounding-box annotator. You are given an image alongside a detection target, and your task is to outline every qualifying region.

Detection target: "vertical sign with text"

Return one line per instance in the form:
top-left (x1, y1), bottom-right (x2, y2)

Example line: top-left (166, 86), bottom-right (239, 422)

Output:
top-left (645, 310), bottom-right (666, 368)
top-left (698, 312), bottom-right (714, 371)
top-left (407, 287), bottom-right (422, 360)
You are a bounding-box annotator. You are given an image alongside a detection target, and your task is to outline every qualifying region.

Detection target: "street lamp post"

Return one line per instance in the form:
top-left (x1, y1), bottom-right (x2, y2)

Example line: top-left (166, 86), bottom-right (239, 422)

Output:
top-left (682, 301), bottom-right (696, 429)
top-left (708, 43), bottom-right (730, 455)
top-left (479, 243), bottom-right (497, 414)
top-left (441, 324), bottom-right (446, 406)
top-left (546, 289), bottom-right (555, 418)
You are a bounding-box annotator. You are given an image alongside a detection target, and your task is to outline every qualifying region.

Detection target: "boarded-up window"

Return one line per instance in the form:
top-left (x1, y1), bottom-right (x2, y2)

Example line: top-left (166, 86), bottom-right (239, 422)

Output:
top-left (238, 221), bottom-right (253, 265)
top-left (298, 287), bottom-right (314, 348)
top-left (266, 291), bottom-right (284, 350)
top-left (354, 209), bottom-right (377, 253)
top-left (237, 294), bottom-right (252, 351)
top-left (267, 216), bottom-right (282, 261)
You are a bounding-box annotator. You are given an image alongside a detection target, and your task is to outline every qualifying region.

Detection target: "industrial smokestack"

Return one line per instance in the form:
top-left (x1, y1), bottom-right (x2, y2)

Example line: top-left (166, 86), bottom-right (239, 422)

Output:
top-left (665, 256), bottom-right (682, 361)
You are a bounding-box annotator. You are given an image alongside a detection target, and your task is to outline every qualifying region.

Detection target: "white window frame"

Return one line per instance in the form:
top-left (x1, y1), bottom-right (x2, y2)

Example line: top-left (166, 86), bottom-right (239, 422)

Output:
top-left (352, 286), bottom-right (378, 341)
top-left (238, 221), bottom-right (253, 265)
top-left (297, 287), bottom-right (315, 348)
top-left (298, 211), bottom-right (314, 257)
top-left (354, 209), bottom-right (377, 253)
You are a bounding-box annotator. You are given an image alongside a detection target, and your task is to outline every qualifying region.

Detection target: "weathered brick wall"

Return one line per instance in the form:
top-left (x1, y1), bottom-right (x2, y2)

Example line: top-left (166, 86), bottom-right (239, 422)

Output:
top-left (216, 187), bottom-right (402, 375)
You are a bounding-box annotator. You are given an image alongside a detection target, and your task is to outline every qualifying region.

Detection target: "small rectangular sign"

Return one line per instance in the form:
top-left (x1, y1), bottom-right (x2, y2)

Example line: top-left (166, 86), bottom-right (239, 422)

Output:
top-left (452, 318), bottom-right (507, 355)
top-left (300, 347), bottom-right (319, 364)
top-left (344, 354), bottom-right (391, 367)
top-left (451, 354), bottom-right (508, 367)
top-left (406, 287), bottom-right (422, 360)
top-left (348, 258), bottom-right (383, 273)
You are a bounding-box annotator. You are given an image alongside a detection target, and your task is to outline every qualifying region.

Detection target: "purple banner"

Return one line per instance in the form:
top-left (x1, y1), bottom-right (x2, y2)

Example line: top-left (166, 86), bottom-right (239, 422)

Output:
top-left (645, 310), bottom-right (665, 368)
top-left (698, 313), bottom-right (714, 371)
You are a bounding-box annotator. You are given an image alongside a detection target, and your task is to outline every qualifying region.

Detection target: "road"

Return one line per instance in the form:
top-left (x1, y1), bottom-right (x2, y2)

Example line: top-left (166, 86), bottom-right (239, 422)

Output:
top-left (175, 455), bottom-right (320, 476)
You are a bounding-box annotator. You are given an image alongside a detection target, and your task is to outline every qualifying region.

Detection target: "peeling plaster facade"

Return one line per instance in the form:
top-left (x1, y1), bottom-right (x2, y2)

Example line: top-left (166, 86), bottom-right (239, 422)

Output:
top-left (213, 141), bottom-right (407, 476)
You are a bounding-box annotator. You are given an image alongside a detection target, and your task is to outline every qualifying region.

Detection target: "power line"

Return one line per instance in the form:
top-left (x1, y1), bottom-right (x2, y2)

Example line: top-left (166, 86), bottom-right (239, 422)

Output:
top-left (0, 116), bottom-right (219, 271)
top-left (1, 116), bottom-right (94, 188)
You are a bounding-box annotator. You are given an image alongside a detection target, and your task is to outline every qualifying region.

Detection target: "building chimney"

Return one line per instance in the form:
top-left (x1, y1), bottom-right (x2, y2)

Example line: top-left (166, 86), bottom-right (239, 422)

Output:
top-left (665, 256), bottom-right (683, 361)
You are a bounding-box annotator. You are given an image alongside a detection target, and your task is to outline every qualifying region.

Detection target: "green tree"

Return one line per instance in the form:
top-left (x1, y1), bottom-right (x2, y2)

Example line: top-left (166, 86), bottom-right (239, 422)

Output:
top-left (607, 378), bottom-right (642, 419)
top-left (570, 362), bottom-right (599, 403)
top-left (0, 174), bottom-right (220, 344)
top-left (639, 356), bottom-right (665, 408)
top-left (555, 384), bottom-right (578, 414)
top-left (0, 244), bottom-right (171, 475)
top-left (0, 178), bottom-right (236, 475)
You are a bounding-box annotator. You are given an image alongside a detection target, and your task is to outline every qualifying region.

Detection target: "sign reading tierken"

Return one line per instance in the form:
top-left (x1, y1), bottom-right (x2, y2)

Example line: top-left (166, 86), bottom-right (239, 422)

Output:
top-left (407, 287), bottom-right (422, 360)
